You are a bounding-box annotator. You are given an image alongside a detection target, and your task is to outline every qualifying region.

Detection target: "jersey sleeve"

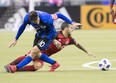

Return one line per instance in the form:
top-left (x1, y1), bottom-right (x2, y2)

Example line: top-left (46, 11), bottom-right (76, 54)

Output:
top-left (39, 11), bottom-right (54, 26)
top-left (52, 13), bottom-right (72, 24)
top-left (15, 14), bottom-right (30, 40)
top-left (68, 37), bottom-right (77, 45)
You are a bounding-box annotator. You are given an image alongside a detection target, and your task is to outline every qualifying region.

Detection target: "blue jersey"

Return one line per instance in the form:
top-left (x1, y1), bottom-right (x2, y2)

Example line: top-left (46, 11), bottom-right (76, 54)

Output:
top-left (15, 11), bottom-right (72, 40)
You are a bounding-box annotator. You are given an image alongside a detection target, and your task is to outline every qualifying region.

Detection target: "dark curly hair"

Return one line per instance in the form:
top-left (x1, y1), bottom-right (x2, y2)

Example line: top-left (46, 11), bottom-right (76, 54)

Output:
top-left (61, 22), bottom-right (70, 30)
top-left (29, 11), bottom-right (38, 21)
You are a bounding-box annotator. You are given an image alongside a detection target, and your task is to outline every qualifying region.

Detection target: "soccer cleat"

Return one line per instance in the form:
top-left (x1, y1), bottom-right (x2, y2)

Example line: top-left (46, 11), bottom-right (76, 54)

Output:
top-left (4, 65), bottom-right (9, 72)
top-left (49, 62), bottom-right (60, 72)
top-left (6, 65), bottom-right (17, 73)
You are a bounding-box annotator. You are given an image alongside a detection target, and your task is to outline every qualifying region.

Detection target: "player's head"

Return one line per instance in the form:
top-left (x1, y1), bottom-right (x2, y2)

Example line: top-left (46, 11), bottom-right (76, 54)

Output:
top-left (61, 22), bottom-right (73, 35)
top-left (29, 11), bottom-right (40, 24)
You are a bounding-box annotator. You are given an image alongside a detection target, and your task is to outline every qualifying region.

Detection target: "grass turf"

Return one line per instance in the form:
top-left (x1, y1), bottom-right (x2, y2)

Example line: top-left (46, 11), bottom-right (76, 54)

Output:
top-left (0, 29), bottom-right (116, 83)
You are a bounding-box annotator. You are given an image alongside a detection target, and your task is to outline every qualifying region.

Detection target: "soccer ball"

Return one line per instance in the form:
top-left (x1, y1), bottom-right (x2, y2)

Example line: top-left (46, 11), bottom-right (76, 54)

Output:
top-left (98, 59), bottom-right (111, 71)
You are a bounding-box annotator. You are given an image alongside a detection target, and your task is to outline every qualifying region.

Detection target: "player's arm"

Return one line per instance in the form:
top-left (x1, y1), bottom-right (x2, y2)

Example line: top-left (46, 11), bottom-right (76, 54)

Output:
top-left (52, 13), bottom-right (72, 24)
top-left (15, 23), bottom-right (27, 40)
top-left (69, 38), bottom-right (96, 58)
top-left (76, 43), bottom-right (96, 58)
top-left (52, 13), bottom-right (81, 28)
top-left (8, 23), bottom-right (27, 48)
top-left (53, 39), bottom-right (62, 49)
top-left (8, 16), bottom-right (29, 47)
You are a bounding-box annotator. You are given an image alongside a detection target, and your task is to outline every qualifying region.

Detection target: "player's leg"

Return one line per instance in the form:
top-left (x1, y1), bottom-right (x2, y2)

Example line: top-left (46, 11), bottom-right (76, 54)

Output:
top-left (4, 55), bottom-right (26, 72)
top-left (8, 46), bottom-right (58, 72)
top-left (18, 60), bottom-right (44, 71)
top-left (111, 7), bottom-right (116, 24)
top-left (114, 12), bottom-right (116, 24)
top-left (4, 50), bottom-right (31, 72)
top-left (5, 57), bottom-right (43, 72)
top-left (7, 38), bottom-right (59, 73)
top-left (7, 50), bottom-right (31, 65)
top-left (5, 35), bottom-right (38, 72)
top-left (10, 56), bottom-right (26, 65)
top-left (33, 60), bottom-right (44, 70)
top-left (35, 38), bottom-right (60, 72)
top-left (16, 38), bottom-right (60, 71)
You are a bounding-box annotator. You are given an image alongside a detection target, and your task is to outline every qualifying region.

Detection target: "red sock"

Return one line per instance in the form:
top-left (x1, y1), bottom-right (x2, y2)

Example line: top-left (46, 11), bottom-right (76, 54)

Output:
top-left (9, 56), bottom-right (26, 65)
top-left (18, 65), bottom-right (37, 71)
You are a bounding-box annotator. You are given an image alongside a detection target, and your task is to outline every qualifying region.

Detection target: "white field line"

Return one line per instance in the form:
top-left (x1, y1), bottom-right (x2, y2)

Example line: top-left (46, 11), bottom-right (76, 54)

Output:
top-left (82, 59), bottom-right (116, 70)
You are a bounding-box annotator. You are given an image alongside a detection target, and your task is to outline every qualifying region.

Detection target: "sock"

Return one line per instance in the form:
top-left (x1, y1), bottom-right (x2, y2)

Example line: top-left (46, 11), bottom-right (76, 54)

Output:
top-left (9, 56), bottom-right (26, 65)
top-left (17, 56), bottom-right (32, 69)
top-left (39, 53), bottom-right (56, 65)
top-left (18, 65), bottom-right (37, 71)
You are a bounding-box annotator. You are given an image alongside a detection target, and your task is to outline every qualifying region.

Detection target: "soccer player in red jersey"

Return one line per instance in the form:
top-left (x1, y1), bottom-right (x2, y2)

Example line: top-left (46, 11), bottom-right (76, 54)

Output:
top-left (4, 22), bottom-right (95, 72)
top-left (110, 0), bottom-right (115, 14)
top-left (110, 0), bottom-right (116, 23)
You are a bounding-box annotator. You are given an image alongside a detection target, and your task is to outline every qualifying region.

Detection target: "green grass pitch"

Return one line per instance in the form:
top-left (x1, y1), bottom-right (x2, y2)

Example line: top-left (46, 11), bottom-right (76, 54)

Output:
top-left (0, 29), bottom-right (116, 83)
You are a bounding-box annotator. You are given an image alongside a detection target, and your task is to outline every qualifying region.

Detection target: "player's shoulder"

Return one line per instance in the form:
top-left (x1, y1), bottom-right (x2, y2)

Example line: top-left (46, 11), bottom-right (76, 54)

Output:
top-left (36, 11), bottom-right (51, 17)
top-left (37, 11), bottom-right (53, 25)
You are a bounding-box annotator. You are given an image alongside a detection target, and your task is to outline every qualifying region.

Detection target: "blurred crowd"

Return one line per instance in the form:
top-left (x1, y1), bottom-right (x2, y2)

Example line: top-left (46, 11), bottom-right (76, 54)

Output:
top-left (0, 0), bottom-right (63, 7)
top-left (0, 0), bottom-right (115, 7)
top-left (0, 0), bottom-right (39, 7)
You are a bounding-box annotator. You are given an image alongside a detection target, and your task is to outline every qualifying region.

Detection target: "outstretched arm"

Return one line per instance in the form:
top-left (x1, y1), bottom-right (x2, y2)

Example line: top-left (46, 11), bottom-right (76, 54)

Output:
top-left (68, 37), bottom-right (96, 58)
top-left (75, 43), bottom-right (96, 58)
top-left (54, 13), bottom-right (72, 24)
top-left (52, 13), bottom-right (81, 28)
top-left (69, 38), bottom-right (95, 58)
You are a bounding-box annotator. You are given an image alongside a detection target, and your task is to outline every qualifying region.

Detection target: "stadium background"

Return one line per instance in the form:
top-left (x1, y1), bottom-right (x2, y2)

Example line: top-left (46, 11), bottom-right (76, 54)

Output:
top-left (0, 0), bottom-right (116, 31)
top-left (0, 0), bottom-right (116, 83)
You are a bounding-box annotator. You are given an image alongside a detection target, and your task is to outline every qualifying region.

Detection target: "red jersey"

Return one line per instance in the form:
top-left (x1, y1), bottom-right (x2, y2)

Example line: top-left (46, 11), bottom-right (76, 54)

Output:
top-left (41, 31), bottom-right (76, 56)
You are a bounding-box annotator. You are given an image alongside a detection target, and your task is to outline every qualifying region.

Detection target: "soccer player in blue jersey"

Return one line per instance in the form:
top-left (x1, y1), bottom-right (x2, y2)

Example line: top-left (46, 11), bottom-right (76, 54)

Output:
top-left (7, 11), bottom-right (79, 73)
top-left (4, 22), bottom-right (95, 72)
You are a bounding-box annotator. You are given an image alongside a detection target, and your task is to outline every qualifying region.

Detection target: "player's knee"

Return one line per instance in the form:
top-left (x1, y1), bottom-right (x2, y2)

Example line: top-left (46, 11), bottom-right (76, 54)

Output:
top-left (30, 46), bottom-right (40, 58)
top-left (33, 61), bottom-right (43, 70)
top-left (34, 65), bottom-right (42, 70)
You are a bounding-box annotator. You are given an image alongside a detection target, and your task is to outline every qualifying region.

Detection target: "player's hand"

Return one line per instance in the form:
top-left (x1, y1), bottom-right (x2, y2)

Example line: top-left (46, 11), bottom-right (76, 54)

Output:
top-left (87, 52), bottom-right (96, 58)
top-left (53, 39), bottom-right (61, 49)
top-left (72, 22), bottom-right (82, 29)
top-left (8, 39), bottom-right (17, 48)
